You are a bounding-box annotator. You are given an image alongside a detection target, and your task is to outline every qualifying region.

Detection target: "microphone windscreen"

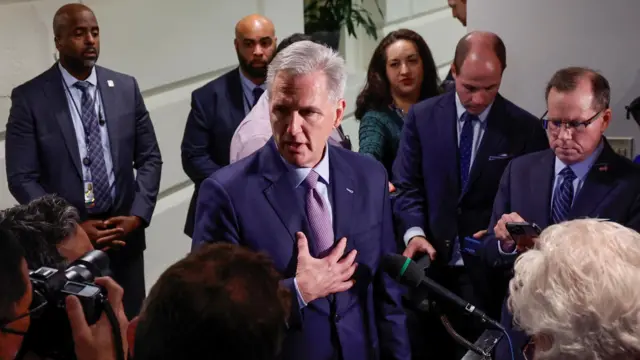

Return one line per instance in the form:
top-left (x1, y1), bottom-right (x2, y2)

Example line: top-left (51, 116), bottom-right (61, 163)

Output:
top-left (382, 254), bottom-right (423, 287)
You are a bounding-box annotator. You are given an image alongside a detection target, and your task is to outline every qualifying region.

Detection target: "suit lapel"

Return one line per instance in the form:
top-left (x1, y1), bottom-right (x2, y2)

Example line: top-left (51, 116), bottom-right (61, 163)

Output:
top-left (435, 93), bottom-right (462, 200)
top-left (261, 141), bottom-right (309, 244)
top-left (44, 65), bottom-right (83, 179)
top-left (329, 149), bottom-right (356, 254)
top-left (227, 68), bottom-right (247, 129)
top-left (328, 148), bottom-right (358, 313)
top-left (461, 96), bottom-right (508, 200)
top-left (569, 141), bottom-right (619, 219)
top-left (261, 141), bottom-right (332, 313)
top-left (96, 66), bottom-right (121, 175)
top-left (528, 151), bottom-right (555, 228)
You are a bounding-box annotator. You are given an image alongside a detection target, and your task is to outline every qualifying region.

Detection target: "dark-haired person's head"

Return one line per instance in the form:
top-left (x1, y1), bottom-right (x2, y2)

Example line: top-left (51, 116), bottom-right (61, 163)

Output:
top-left (544, 67), bottom-right (611, 165)
top-left (447, 0), bottom-right (467, 26)
top-left (451, 31), bottom-right (507, 115)
top-left (0, 194), bottom-right (92, 271)
top-left (355, 29), bottom-right (440, 119)
top-left (134, 243), bottom-right (291, 360)
top-left (0, 227), bottom-right (33, 360)
top-left (275, 33), bottom-right (312, 55)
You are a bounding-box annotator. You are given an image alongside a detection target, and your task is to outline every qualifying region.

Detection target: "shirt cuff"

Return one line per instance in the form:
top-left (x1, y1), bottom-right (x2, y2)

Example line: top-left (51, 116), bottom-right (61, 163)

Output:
top-left (293, 277), bottom-right (308, 308)
top-left (403, 227), bottom-right (426, 246)
top-left (498, 240), bottom-right (518, 255)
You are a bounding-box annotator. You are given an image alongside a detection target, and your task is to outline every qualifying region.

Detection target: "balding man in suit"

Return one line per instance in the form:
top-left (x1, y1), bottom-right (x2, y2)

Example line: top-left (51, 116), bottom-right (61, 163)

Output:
top-left (482, 67), bottom-right (640, 360)
top-left (392, 31), bottom-right (548, 359)
top-left (5, 3), bottom-right (162, 319)
top-left (180, 14), bottom-right (277, 238)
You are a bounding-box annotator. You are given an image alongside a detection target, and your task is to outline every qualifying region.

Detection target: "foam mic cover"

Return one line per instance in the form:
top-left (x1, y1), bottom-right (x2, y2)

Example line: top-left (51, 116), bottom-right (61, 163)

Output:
top-left (382, 253), bottom-right (424, 287)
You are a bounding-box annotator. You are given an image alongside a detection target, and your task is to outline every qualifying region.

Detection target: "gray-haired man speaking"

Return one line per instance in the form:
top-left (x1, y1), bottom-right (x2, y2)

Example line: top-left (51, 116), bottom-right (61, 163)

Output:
top-left (192, 41), bottom-right (411, 360)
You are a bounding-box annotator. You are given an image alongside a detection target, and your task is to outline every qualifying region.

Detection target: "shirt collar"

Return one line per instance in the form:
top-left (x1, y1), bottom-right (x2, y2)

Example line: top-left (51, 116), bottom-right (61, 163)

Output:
top-left (58, 62), bottom-right (97, 88)
top-left (239, 68), bottom-right (265, 93)
top-left (455, 92), bottom-right (493, 123)
top-left (554, 140), bottom-right (605, 180)
top-left (280, 145), bottom-right (331, 188)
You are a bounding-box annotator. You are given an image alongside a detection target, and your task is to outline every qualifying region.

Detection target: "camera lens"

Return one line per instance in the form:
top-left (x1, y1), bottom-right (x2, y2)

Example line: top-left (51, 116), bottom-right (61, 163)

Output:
top-left (65, 250), bottom-right (111, 283)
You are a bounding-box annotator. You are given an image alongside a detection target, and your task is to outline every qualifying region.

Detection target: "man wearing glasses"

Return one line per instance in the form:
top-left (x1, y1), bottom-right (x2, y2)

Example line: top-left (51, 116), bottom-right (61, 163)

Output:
top-left (0, 227), bottom-right (128, 360)
top-left (480, 66), bottom-right (640, 360)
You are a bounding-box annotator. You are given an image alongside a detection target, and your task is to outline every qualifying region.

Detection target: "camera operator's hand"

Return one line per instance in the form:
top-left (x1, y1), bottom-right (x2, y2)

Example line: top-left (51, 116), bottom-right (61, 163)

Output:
top-left (81, 220), bottom-right (125, 251)
top-left (65, 277), bottom-right (129, 360)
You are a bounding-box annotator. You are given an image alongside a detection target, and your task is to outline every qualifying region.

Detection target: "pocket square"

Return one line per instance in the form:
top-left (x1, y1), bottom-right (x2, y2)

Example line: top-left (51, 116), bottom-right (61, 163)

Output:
top-left (488, 153), bottom-right (512, 161)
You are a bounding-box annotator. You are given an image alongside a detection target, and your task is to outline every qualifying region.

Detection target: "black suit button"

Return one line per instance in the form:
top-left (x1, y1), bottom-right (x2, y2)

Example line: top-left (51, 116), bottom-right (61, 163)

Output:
top-left (457, 208), bottom-right (462, 215)
top-left (334, 314), bottom-right (341, 323)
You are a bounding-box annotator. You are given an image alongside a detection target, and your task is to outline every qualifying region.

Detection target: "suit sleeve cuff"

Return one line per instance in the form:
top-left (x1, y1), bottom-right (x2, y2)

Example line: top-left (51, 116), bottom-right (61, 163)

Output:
top-left (498, 240), bottom-right (518, 255)
top-left (403, 227), bottom-right (426, 246)
top-left (293, 277), bottom-right (308, 308)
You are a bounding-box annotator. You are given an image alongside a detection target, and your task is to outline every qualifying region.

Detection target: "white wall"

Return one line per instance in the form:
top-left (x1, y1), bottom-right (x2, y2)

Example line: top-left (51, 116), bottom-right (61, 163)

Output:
top-left (469, 0), bottom-right (640, 156)
top-left (0, 0), bottom-right (461, 291)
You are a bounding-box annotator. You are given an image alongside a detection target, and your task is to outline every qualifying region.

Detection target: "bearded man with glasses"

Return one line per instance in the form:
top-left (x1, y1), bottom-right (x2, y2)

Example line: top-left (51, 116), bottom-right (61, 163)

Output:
top-left (477, 66), bottom-right (640, 360)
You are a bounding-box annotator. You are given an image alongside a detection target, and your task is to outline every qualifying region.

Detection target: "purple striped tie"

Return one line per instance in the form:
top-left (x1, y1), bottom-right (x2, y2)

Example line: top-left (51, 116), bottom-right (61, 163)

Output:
top-left (304, 170), bottom-right (334, 257)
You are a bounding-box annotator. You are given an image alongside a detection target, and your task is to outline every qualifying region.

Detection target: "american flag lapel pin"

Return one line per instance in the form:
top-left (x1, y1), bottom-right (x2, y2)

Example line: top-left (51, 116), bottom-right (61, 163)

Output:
top-left (598, 164), bottom-right (608, 172)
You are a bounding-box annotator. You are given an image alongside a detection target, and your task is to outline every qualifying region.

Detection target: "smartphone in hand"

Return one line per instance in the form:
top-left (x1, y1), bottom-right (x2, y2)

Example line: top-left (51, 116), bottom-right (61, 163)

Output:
top-left (506, 222), bottom-right (542, 238)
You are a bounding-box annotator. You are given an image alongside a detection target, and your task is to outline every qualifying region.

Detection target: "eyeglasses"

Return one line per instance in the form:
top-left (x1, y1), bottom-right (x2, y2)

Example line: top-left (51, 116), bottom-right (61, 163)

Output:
top-left (541, 110), bottom-right (603, 134)
top-left (0, 291), bottom-right (47, 336)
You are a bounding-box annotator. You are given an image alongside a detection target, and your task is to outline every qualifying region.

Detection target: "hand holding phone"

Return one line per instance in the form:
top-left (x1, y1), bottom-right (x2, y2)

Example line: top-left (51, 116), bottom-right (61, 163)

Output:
top-left (506, 222), bottom-right (542, 238)
top-left (506, 222), bottom-right (541, 251)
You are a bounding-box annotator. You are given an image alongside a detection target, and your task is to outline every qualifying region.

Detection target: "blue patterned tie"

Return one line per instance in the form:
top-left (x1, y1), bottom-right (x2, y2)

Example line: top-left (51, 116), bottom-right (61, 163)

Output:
top-left (74, 81), bottom-right (111, 213)
top-left (459, 112), bottom-right (477, 190)
top-left (551, 167), bottom-right (576, 224)
top-left (252, 87), bottom-right (264, 108)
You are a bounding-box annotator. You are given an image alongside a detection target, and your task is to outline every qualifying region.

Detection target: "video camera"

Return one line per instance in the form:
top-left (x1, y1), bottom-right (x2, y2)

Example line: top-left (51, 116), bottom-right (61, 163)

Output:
top-left (21, 250), bottom-right (111, 360)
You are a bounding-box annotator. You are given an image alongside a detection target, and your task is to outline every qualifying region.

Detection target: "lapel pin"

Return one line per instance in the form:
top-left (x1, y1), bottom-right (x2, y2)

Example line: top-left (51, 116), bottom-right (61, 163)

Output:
top-left (346, 188), bottom-right (354, 193)
top-left (597, 164), bottom-right (609, 172)
top-left (107, 80), bottom-right (114, 88)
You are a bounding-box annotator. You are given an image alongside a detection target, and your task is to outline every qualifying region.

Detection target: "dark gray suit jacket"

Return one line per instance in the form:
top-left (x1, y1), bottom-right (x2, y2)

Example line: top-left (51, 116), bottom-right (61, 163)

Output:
top-left (5, 63), bottom-right (163, 255)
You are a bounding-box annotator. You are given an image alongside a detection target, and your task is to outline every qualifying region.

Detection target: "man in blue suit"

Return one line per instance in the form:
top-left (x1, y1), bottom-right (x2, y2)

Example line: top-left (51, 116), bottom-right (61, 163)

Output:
top-left (192, 41), bottom-right (410, 360)
top-left (180, 14), bottom-right (277, 238)
top-left (5, 3), bottom-right (162, 319)
top-left (392, 31), bottom-right (549, 359)
top-left (483, 67), bottom-right (640, 360)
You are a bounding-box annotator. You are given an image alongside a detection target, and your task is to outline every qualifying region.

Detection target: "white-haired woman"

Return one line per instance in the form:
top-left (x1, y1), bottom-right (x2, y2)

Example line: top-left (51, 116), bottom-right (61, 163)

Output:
top-left (508, 219), bottom-right (640, 360)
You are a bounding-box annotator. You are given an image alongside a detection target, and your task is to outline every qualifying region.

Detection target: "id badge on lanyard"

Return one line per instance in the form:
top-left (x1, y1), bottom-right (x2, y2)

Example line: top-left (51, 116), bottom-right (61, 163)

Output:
top-left (84, 180), bottom-right (96, 208)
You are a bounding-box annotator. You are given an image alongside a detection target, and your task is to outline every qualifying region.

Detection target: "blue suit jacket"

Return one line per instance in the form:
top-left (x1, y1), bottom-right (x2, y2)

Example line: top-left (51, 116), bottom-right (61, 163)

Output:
top-left (181, 68), bottom-right (246, 237)
top-left (192, 140), bottom-right (411, 360)
top-left (392, 91), bottom-right (548, 313)
top-left (482, 140), bottom-right (640, 360)
top-left (5, 64), bottom-right (162, 254)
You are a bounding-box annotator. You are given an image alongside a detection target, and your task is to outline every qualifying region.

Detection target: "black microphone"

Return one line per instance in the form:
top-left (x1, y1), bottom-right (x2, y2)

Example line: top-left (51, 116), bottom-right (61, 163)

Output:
top-left (383, 253), bottom-right (504, 331)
